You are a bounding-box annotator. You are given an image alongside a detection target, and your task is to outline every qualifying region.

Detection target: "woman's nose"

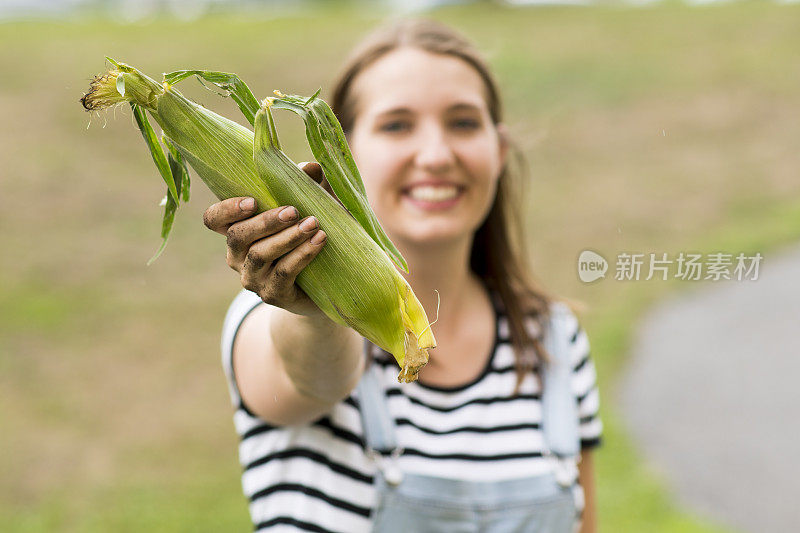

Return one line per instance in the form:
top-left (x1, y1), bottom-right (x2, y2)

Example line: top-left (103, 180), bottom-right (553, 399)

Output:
top-left (414, 126), bottom-right (455, 173)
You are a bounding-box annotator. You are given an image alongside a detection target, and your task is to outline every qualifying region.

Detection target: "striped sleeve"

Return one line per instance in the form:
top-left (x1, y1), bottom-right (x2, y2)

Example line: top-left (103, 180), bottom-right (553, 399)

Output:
top-left (221, 289), bottom-right (266, 415)
top-left (565, 312), bottom-right (603, 450)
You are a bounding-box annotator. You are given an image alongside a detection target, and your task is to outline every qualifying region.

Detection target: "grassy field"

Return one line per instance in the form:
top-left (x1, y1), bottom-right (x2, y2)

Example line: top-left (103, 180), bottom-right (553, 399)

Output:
top-left (2, 2), bottom-right (799, 531)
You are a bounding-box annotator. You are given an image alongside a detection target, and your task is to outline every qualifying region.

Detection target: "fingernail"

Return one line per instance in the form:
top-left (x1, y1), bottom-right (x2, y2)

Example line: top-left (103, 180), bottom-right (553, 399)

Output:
top-left (240, 198), bottom-right (255, 211)
top-left (299, 216), bottom-right (318, 232)
top-left (310, 230), bottom-right (326, 245)
top-left (278, 206), bottom-right (298, 221)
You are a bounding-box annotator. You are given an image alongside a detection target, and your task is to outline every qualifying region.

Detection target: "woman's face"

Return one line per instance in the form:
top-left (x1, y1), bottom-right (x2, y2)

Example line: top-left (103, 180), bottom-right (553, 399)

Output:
top-left (348, 47), bottom-right (507, 249)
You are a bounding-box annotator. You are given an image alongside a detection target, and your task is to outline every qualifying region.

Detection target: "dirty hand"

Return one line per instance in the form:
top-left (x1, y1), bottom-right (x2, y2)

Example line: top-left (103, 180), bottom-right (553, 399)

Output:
top-left (202, 162), bottom-right (330, 318)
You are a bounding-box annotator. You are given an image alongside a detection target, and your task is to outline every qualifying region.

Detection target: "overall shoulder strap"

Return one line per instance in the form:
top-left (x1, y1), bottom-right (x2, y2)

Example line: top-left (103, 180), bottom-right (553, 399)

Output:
top-left (356, 340), bottom-right (399, 454)
top-left (541, 303), bottom-right (580, 459)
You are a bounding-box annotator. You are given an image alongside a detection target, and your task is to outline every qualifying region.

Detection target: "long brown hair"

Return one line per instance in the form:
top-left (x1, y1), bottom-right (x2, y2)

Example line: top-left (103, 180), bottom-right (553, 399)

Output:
top-left (330, 18), bottom-right (564, 394)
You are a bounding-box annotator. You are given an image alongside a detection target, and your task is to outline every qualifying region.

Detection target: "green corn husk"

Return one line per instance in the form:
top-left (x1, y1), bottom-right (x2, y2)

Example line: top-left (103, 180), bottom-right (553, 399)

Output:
top-left (81, 59), bottom-right (435, 382)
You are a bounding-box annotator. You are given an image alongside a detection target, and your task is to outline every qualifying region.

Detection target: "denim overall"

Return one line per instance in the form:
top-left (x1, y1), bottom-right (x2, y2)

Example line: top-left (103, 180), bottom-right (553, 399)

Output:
top-left (356, 304), bottom-right (582, 533)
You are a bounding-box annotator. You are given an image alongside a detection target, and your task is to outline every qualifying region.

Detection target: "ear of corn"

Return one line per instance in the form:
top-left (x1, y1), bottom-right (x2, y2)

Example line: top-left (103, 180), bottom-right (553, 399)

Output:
top-left (80, 59), bottom-right (435, 382)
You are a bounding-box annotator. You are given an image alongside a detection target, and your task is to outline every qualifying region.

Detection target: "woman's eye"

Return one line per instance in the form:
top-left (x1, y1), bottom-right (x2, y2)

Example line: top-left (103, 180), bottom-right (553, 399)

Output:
top-left (450, 118), bottom-right (480, 130)
top-left (379, 121), bottom-right (411, 133)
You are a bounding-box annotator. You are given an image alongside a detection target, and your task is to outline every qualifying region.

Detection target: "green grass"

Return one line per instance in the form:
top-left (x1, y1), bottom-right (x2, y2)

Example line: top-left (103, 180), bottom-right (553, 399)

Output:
top-left (1, 1), bottom-right (799, 531)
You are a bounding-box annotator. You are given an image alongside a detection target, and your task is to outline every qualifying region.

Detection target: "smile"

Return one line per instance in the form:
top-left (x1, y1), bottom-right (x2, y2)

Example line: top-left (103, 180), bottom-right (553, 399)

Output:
top-left (402, 184), bottom-right (465, 209)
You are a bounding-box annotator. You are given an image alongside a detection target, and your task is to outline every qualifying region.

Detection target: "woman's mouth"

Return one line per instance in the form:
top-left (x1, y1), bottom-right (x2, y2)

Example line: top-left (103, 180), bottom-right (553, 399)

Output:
top-left (403, 184), bottom-right (464, 210)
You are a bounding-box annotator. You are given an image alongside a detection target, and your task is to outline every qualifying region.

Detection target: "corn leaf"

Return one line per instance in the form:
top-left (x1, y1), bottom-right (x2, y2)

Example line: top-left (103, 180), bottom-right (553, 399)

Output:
top-left (147, 186), bottom-right (177, 266)
top-left (163, 135), bottom-right (191, 202)
top-left (131, 103), bottom-right (179, 204)
top-left (270, 93), bottom-right (408, 273)
top-left (147, 144), bottom-right (188, 266)
top-left (162, 70), bottom-right (260, 127)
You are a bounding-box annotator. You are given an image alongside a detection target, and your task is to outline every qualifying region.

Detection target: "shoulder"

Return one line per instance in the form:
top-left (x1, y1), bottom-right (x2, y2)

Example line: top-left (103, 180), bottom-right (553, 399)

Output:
top-left (222, 290), bottom-right (274, 349)
top-left (223, 289), bottom-right (265, 332)
top-left (541, 300), bottom-right (589, 371)
top-left (547, 300), bottom-right (578, 321)
top-left (546, 300), bottom-right (581, 338)
top-left (487, 289), bottom-right (580, 348)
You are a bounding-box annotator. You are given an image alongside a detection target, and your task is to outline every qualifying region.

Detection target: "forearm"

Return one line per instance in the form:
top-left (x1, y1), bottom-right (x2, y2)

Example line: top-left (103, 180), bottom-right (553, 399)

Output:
top-left (270, 307), bottom-right (363, 404)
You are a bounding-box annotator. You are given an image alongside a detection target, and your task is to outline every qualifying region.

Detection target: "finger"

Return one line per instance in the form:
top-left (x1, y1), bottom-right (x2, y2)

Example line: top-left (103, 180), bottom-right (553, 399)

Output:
top-left (239, 223), bottom-right (324, 299)
top-left (226, 205), bottom-right (300, 267)
top-left (265, 229), bottom-right (327, 291)
top-left (239, 215), bottom-right (319, 274)
top-left (203, 197), bottom-right (258, 235)
top-left (299, 161), bottom-right (324, 184)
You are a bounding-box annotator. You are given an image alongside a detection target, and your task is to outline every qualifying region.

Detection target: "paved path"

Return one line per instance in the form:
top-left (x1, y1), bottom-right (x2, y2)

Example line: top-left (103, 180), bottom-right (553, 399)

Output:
top-left (617, 243), bottom-right (800, 533)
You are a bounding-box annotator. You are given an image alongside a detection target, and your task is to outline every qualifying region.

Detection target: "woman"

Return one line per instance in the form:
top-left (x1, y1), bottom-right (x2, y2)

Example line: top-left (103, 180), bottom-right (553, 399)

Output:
top-left (205, 18), bottom-right (602, 533)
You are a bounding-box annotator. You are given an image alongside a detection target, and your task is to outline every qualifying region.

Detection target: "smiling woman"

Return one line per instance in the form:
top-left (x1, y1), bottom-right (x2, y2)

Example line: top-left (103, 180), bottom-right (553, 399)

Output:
top-left (212, 18), bottom-right (603, 533)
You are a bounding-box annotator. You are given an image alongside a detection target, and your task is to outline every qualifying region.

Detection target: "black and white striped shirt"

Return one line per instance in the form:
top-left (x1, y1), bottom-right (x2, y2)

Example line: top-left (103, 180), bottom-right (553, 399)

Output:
top-left (221, 289), bottom-right (603, 532)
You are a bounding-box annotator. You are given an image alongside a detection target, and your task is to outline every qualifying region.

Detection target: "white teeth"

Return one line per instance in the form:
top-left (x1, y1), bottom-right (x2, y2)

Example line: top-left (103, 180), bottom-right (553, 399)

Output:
top-left (407, 185), bottom-right (459, 202)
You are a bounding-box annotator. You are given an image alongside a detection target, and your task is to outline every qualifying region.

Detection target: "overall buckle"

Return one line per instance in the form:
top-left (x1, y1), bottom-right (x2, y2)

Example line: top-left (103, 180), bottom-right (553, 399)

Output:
top-left (366, 446), bottom-right (405, 486)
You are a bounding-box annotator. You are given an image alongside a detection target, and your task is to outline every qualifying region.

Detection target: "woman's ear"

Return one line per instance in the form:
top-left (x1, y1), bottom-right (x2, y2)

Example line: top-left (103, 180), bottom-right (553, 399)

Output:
top-left (496, 123), bottom-right (510, 167)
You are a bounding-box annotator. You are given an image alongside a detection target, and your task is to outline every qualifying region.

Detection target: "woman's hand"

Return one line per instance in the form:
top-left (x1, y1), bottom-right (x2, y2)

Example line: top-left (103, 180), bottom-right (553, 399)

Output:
top-left (202, 162), bottom-right (329, 318)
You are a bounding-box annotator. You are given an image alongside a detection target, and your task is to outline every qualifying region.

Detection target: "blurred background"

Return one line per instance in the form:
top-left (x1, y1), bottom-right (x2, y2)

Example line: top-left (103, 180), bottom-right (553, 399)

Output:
top-left (1, 0), bottom-right (798, 531)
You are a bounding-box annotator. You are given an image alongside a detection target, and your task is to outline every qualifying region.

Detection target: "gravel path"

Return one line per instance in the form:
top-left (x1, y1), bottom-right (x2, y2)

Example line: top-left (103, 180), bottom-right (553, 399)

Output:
top-left (617, 243), bottom-right (800, 533)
